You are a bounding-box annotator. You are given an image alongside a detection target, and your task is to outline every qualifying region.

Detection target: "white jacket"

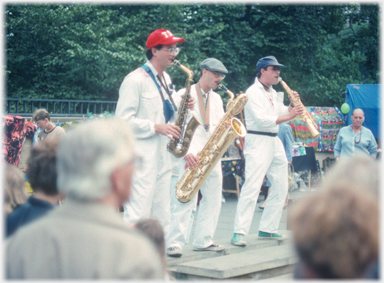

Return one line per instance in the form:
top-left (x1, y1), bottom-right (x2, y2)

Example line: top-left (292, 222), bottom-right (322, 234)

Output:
top-left (174, 84), bottom-right (225, 157)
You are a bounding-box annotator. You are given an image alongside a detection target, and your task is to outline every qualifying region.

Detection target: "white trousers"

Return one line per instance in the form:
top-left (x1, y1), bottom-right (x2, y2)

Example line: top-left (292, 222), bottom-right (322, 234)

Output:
top-left (123, 142), bottom-right (172, 245)
top-left (234, 135), bottom-right (288, 235)
top-left (168, 159), bottom-right (223, 249)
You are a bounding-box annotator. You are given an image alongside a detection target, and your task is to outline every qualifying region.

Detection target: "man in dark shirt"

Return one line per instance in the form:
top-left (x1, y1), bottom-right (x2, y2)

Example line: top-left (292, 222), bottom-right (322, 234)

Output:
top-left (6, 138), bottom-right (62, 237)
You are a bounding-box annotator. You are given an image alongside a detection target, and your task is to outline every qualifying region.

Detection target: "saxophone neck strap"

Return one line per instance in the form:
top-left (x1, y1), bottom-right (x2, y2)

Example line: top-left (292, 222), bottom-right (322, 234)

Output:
top-left (196, 83), bottom-right (210, 132)
top-left (259, 81), bottom-right (270, 92)
top-left (141, 65), bottom-right (175, 123)
top-left (156, 74), bottom-right (177, 111)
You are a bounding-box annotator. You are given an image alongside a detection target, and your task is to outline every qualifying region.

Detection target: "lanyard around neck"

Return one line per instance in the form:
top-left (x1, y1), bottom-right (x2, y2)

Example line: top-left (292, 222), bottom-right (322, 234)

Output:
top-left (140, 65), bottom-right (177, 111)
top-left (196, 83), bottom-right (210, 131)
top-left (156, 74), bottom-right (177, 111)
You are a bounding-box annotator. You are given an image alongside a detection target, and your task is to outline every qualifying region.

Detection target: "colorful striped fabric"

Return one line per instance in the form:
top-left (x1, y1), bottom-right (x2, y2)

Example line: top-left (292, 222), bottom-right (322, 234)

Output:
top-left (290, 107), bottom-right (345, 152)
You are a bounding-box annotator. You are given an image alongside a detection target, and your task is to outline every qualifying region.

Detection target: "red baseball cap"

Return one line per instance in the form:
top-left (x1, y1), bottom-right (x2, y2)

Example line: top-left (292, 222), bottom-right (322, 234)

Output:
top-left (146, 29), bottom-right (185, 49)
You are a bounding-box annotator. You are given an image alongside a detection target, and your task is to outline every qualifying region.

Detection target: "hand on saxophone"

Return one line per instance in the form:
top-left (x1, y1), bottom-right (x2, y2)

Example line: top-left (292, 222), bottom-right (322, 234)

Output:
top-left (154, 124), bottom-right (181, 141)
top-left (291, 90), bottom-right (300, 101)
top-left (181, 94), bottom-right (195, 110)
top-left (184, 153), bottom-right (199, 169)
top-left (289, 103), bottom-right (305, 118)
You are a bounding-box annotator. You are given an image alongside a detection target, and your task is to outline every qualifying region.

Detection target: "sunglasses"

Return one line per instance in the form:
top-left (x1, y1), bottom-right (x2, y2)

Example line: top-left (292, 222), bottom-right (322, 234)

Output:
top-left (269, 66), bottom-right (281, 71)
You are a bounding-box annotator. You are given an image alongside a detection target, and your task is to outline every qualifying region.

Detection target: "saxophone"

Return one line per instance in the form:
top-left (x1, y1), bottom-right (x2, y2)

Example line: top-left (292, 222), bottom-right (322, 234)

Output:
top-left (167, 59), bottom-right (202, 158)
top-left (175, 84), bottom-right (248, 203)
top-left (278, 77), bottom-right (321, 139)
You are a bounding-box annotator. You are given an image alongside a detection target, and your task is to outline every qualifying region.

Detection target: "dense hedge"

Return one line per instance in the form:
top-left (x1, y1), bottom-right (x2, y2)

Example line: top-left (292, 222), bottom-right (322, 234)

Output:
top-left (5, 4), bottom-right (379, 107)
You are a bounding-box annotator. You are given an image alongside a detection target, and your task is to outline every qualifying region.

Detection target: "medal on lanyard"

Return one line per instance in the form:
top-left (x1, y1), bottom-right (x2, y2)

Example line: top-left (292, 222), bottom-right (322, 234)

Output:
top-left (196, 83), bottom-right (210, 132)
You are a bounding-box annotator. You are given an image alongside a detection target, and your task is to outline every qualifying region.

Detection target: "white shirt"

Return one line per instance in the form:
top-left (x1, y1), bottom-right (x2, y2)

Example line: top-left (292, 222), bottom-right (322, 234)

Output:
top-left (244, 77), bottom-right (289, 133)
top-left (115, 61), bottom-right (175, 140)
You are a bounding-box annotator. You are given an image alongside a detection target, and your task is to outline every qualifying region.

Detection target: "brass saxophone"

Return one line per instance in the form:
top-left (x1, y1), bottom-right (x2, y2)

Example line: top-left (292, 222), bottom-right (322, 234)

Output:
top-left (167, 59), bottom-right (202, 158)
top-left (175, 84), bottom-right (248, 203)
top-left (278, 77), bottom-right (320, 139)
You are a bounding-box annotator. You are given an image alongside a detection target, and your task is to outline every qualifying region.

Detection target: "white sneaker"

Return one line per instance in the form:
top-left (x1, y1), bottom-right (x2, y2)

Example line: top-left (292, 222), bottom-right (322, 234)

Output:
top-left (166, 246), bottom-right (182, 257)
top-left (193, 244), bottom-right (225, 252)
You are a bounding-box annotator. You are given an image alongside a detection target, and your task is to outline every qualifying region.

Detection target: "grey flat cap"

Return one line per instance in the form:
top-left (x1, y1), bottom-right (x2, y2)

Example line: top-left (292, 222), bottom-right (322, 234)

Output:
top-left (200, 58), bottom-right (228, 74)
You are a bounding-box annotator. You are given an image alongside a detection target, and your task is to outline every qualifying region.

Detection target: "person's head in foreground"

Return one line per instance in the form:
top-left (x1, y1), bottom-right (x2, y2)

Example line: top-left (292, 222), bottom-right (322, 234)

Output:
top-left (289, 155), bottom-right (379, 279)
top-left (57, 118), bottom-right (136, 207)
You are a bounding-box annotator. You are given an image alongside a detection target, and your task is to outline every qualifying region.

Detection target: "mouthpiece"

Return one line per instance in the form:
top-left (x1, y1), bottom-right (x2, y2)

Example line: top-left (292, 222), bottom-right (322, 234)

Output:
top-left (218, 83), bottom-right (228, 91)
top-left (278, 77), bottom-right (282, 82)
top-left (173, 59), bottom-right (180, 66)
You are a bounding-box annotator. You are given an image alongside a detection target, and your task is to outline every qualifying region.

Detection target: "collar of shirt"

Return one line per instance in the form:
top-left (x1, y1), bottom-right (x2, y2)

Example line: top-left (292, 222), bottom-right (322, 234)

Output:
top-left (200, 88), bottom-right (211, 103)
top-left (255, 77), bottom-right (271, 91)
top-left (255, 77), bottom-right (275, 106)
top-left (145, 60), bottom-right (169, 91)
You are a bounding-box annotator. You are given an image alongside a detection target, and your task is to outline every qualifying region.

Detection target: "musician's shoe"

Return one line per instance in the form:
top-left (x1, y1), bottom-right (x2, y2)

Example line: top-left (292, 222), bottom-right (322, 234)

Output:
top-left (193, 244), bottom-right (225, 252)
top-left (258, 231), bottom-right (288, 241)
top-left (166, 246), bottom-right (182, 257)
top-left (231, 233), bottom-right (247, 246)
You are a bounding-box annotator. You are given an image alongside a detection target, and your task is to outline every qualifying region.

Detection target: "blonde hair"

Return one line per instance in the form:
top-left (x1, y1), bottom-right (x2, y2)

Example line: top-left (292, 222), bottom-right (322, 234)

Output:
top-left (4, 163), bottom-right (28, 214)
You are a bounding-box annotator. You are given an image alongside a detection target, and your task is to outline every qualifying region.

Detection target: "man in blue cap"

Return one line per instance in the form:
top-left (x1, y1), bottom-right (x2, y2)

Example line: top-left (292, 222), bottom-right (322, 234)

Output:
top-left (167, 58), bottom-right (228, 257)
top-left (231, 55), bottom-right (304, 245)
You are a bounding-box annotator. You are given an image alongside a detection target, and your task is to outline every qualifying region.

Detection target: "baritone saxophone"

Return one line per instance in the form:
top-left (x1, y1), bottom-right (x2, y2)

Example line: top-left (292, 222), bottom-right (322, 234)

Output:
top-left (278, 77), bottom-right (320, 139)
top-left (175, 84), bottom-right (248, 203)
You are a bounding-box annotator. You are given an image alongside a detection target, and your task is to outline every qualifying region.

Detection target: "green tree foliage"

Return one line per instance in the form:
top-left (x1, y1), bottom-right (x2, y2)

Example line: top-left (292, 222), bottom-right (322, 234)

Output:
top-left (5, 3), bottom-right (379, 107)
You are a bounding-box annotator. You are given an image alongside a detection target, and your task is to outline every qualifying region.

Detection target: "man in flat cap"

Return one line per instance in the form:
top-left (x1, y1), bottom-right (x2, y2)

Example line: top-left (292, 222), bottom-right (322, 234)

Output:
top-left (115, 29), bottom-right (194, 240)
top-left (231, 55), bottom-right (304, 246)
top-left (166, 58), bottom-right (228, 257)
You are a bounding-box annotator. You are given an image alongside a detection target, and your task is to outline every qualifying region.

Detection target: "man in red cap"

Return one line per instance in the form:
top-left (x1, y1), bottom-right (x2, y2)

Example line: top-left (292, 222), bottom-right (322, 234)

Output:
top-left (115, 29), bottom-right (194, 244)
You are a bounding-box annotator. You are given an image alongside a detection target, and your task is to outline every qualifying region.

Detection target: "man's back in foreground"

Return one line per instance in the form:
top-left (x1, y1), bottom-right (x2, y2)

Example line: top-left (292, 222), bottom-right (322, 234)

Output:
top-left (6, 118), bottom-right (164, 279)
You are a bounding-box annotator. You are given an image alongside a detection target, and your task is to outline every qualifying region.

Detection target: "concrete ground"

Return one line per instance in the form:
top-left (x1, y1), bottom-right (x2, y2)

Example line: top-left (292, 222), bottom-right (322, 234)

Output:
top-left (187, 187), bottom-right (314, 246)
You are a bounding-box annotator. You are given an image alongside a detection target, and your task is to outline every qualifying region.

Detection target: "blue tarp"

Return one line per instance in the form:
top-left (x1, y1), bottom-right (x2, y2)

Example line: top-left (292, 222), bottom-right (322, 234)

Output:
top-left (344, 84), bottom-right (381, 139)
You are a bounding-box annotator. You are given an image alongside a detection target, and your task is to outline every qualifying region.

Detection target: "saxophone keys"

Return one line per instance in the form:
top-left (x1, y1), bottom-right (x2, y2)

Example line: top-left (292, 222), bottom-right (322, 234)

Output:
top-left (203, 156), bottom-right (211, 164)
top-left (194, 168), bottom-right (202, 177)
top-left (209, 145), bottom-right (219, 153)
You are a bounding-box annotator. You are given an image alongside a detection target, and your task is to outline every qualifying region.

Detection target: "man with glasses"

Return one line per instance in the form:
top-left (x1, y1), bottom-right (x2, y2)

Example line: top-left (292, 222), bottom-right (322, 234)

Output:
top-left (115, 29), bottom-right (194, 243)
top-left (167, 58), bottom-right (228, 257)
top-left (231, 56), bottom-right (304, 246)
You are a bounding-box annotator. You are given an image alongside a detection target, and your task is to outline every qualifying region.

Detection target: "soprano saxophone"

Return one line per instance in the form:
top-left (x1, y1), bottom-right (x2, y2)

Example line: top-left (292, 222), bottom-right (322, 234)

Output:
top-left (278, 77), bottom-right (321, 139)
top-left (167, 59), bottom-right (202, 158)
top-left (175, 84), bottom-right (248, 203)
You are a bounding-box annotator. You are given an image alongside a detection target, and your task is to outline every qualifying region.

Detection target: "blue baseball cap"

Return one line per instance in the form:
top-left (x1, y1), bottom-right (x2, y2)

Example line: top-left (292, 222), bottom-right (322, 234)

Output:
top-left (256, 56), bottom-right (285, 72)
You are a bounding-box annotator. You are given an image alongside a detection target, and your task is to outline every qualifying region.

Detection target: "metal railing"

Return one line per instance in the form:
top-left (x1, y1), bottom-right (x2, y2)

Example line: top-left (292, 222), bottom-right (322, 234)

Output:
top-left (5, 98), bottom-right (117, 117)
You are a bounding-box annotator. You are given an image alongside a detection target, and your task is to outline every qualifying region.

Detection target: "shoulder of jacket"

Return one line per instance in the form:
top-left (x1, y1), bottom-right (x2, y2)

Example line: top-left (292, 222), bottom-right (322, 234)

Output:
top-left (126, 67), bottom-right (151, 80)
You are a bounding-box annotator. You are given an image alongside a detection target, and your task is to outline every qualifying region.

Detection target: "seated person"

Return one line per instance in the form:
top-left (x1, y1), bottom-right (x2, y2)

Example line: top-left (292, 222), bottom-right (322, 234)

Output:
top-left (6, 138), bottom-right (62, 237)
